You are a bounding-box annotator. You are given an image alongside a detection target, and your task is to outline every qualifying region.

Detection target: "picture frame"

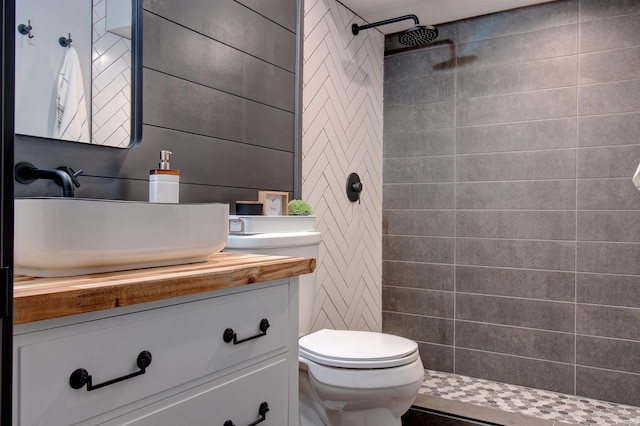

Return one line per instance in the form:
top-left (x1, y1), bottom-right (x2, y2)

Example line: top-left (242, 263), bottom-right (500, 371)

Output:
top-left (235, 201), bottom-right (264, 216)
top-left (258, 191), bottom-right (289, 216)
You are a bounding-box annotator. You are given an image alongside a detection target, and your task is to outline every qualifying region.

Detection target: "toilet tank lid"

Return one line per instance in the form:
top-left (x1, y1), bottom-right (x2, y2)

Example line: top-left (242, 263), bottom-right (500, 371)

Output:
top-left (299, 329), bottom-right (418, 368)
top-left (226, 231), bottom-right (321, 249)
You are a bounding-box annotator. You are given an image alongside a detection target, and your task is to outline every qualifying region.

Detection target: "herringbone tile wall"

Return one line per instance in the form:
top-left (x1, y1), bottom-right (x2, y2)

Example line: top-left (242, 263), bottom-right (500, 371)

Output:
top-left (302, 0), bottom-right (384, 332)
top-left (92, 0), bottom-right (131, 148)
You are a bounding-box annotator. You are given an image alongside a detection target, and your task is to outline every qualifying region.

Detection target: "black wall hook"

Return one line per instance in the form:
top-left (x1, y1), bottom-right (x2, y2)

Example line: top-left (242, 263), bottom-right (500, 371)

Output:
top-left (59, 33), bottom-right (72, 47)
top-left (18, 20), bottom-right (34, 38)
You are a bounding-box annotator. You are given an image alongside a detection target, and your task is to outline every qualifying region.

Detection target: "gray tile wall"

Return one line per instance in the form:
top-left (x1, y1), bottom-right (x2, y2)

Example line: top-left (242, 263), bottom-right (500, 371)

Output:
top-left (383, 0), bottom-right (640, 406)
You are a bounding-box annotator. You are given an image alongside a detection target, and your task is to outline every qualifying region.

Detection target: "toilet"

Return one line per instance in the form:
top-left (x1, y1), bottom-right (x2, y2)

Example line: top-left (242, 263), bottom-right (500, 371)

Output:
top-left (225, 216), bottom-right (424, 426)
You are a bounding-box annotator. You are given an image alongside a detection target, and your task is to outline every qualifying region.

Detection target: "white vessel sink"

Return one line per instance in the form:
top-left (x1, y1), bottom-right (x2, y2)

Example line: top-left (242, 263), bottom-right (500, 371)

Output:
top-left (15, 198), bottom-right (229, 277)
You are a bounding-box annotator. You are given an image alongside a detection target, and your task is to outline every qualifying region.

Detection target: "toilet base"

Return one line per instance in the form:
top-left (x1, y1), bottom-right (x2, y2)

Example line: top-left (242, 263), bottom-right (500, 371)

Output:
top-left (299, 365), bottom-right (416, 426)
top-left (300, 402), bottom-right (402, 426)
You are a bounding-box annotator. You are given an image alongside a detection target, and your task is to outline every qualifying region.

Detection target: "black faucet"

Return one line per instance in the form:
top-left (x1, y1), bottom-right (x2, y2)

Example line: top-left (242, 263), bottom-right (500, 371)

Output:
top-left (15, 162), bottom-right (83, 197)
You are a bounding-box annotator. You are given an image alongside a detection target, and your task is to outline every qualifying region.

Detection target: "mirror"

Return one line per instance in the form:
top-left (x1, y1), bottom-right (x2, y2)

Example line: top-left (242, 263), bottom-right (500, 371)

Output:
top-left (14, 0), bottom-right (142, 148)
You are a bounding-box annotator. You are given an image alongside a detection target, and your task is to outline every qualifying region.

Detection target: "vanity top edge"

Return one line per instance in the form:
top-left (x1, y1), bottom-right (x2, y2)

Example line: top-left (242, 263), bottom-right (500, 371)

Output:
top-left (13, 252), bottom-right (316, 325)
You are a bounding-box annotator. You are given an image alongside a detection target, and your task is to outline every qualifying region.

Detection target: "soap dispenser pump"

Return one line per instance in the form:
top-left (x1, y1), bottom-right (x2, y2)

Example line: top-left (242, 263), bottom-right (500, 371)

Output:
top-left (149, 150), bottom-right (180, 203)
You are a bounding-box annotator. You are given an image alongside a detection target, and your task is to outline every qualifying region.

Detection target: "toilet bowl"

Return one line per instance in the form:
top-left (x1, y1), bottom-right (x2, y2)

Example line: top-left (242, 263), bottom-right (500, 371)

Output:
top-left (298, 329), bottom-right (424, 426)
top-left (225, 216), bottom-right (424, 426)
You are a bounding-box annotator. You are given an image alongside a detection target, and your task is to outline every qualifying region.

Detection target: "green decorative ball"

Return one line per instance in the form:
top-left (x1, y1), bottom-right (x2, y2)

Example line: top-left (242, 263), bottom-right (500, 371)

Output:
top-left (288, 199), bottom-right (312, 216)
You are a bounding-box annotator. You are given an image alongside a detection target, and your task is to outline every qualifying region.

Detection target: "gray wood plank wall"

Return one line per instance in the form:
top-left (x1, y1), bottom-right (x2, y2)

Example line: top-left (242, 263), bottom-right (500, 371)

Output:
top-left (14, 0), bottom-right (301, 212)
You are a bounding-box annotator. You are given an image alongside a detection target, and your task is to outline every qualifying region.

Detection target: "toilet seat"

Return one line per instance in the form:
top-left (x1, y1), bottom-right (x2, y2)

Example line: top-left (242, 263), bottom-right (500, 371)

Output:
top-left (299, 329), bottom-right (419, 369)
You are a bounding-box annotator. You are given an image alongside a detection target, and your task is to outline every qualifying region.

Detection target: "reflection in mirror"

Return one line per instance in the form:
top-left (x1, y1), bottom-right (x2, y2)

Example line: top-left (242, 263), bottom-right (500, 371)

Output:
top-left (15, 0), bottom-right (141, 148)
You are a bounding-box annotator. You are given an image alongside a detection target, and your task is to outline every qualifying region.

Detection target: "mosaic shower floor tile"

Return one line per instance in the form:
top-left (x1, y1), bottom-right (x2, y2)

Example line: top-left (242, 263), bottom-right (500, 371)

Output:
top-left (419, 370), bottom-right (640, 425)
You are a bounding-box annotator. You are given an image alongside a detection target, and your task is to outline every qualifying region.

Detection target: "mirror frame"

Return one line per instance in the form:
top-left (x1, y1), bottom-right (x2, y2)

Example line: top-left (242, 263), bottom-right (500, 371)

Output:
top-left (16, 0), bottom-right (143, 149)
top-left (130, 0), bottom-right (142, 148)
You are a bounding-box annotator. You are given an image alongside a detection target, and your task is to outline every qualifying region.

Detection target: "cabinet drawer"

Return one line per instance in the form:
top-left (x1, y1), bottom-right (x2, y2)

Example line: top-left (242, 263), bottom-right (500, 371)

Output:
top-left (103, 357), bottom-right (289, 426)
top-left (17, 285), bottom-right (289, 426)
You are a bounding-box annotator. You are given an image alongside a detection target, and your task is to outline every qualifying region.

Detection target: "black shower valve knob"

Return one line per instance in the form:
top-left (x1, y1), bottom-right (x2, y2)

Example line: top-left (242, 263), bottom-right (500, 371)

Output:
top-left (346, 173), bottom-right (363, 203)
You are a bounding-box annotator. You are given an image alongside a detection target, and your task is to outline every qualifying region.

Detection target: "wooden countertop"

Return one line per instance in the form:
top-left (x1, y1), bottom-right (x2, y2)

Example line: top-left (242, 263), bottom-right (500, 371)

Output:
top-left (13, 253), bottom-right (315, 325)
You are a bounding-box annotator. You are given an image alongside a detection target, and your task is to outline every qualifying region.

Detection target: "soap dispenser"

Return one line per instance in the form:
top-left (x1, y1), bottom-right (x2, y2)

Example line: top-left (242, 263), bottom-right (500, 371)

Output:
top-left (149, 150), bottom-right (179, 203)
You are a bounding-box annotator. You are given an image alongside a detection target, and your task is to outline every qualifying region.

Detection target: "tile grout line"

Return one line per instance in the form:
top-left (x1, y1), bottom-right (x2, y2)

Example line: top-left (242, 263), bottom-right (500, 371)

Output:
top-left (574, 0), bottom-right (580, 397)
top-left (452, 21), bottom-right (459, 375)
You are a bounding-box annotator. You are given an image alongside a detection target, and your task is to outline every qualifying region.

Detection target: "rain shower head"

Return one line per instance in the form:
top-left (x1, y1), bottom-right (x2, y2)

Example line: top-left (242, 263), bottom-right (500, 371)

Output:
top-left (399, 25), bottom-right (439, 45)
top-left (351, 14), bottom-right (438, 46)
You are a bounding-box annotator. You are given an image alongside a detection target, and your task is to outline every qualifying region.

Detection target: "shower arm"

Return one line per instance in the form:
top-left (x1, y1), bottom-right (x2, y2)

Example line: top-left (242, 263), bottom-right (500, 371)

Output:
top-left (352, 14), bottom-right (419, 35)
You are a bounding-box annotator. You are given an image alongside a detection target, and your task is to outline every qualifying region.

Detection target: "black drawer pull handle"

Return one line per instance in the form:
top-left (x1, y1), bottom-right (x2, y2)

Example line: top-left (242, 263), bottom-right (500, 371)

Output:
top-left (223, 318), bottom-right (270, 345)
top-left (69, 350), bottom-right (152, 391)
top-left (224, 402), bottom-right (269, 426)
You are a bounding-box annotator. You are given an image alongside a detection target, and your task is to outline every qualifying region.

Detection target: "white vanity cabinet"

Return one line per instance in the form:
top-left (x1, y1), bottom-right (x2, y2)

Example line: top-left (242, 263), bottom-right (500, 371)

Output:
top-left (12, 278), bottom-right (300, 426)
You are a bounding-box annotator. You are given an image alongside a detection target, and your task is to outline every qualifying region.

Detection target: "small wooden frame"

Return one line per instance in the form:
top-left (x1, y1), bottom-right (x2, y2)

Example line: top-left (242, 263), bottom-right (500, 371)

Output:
top-left (258, 191), bottom-right (289, 216)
